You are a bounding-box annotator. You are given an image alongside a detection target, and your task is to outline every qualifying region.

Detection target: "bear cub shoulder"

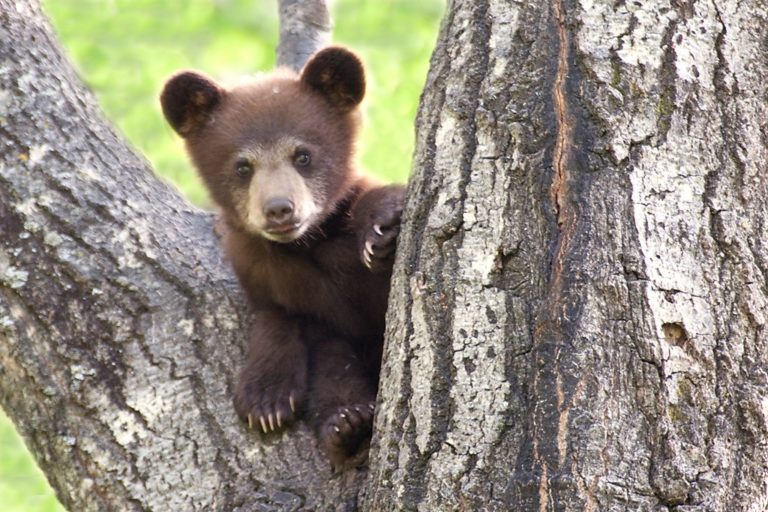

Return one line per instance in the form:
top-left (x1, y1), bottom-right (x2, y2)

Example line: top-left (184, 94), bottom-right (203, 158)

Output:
top-left (160, 47), bottom-right (404, 468)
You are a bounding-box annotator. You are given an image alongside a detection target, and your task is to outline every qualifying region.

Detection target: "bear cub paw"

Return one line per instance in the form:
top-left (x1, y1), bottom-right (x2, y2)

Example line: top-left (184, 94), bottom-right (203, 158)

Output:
top-left (234, 371), bottom-right (307, 435)
top-left (318, 402), bottom-right (375, 469)
top-left (357, 185), bottom-right (405, 273)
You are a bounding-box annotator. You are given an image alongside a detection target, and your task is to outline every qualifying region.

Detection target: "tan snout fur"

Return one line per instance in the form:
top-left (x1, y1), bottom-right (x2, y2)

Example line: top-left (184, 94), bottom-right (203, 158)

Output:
top-left (235, 140), bottom-right (320, 241)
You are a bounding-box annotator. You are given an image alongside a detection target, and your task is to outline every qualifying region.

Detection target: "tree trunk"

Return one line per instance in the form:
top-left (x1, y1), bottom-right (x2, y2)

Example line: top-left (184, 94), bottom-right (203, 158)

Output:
top-left (366, 0), bottom-right (768, 511)
top-left (0, 2), bottom-right (363, 511)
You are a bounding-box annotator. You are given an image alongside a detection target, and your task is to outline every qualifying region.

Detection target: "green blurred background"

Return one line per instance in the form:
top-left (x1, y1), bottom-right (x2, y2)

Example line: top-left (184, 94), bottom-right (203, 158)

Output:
top-left (0, 0), bottom-right (443, 510)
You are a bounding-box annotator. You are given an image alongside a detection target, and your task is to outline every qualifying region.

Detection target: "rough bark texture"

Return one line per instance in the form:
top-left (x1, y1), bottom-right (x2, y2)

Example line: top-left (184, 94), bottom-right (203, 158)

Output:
top-left (4, 0), bottom-right (768, 510)
top-left (367, 0), bottom-right (768, 510)
top-left (276, 0), bottom-right (332, 72)
top-left (0, 2), bottom-right (364, 510)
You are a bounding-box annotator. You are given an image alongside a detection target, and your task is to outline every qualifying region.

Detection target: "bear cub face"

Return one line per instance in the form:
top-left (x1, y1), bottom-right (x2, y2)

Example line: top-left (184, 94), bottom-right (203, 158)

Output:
top-left (161, 48), bottom-right (365, 243)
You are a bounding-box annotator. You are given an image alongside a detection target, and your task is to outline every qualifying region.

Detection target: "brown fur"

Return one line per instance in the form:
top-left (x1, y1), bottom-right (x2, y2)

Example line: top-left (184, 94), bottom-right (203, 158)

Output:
top-left (161, 47), bottom-right (404, 468)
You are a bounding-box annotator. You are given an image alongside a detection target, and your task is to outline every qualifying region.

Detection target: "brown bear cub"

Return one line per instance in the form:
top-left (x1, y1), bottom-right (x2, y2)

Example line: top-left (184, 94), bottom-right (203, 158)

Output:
top-left (160, 47), bottom-right (404, 468)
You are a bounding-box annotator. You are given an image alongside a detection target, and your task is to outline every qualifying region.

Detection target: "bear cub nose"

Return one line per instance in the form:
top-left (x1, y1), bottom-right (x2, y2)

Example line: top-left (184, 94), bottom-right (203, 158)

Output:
top-left (264, 197), bottom-right (295, 225)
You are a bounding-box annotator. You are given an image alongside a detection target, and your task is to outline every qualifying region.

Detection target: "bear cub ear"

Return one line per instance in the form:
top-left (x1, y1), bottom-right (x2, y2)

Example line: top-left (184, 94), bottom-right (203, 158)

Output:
top-left (300, 46), bottom-right (365, 111)
top-left (160, 71), bottom-right (224, 137)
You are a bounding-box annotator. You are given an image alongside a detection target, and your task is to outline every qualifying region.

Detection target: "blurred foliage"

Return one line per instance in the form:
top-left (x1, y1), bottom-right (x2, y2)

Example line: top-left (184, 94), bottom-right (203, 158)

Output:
top-left (42, 0), bottom-right (444, 206)
top-left (1, 1), bottom-right (442, 510)
top-left (0, 410), bottom-right (64, 512)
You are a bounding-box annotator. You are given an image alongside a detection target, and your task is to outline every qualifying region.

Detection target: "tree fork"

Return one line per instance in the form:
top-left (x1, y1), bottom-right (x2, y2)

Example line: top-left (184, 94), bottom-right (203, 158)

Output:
top-left (0, 1), bottom-right (363, 510)
top-left (2, 0), bottom-right (768, 511)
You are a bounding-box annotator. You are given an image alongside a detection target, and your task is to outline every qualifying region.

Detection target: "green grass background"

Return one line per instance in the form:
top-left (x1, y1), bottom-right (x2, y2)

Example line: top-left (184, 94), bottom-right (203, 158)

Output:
top-left (1, 1), bottom-right (443, 510)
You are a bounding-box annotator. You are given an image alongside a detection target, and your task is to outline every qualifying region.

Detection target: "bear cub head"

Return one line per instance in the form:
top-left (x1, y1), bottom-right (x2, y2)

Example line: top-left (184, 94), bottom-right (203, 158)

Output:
top-left (160, 47), bottom-right (365, 243)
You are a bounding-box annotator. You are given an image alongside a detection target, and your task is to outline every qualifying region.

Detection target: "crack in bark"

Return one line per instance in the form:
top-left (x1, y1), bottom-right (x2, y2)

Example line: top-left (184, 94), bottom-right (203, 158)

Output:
top-left (551, 0), bottom-right (575, 232)
top-left (531, 0), bottom-right (585, 508)
top-left (656, 7), bottom-right (681, 141)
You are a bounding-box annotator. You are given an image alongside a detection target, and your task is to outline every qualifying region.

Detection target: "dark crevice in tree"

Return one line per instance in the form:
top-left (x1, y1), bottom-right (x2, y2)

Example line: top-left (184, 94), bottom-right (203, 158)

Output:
top-left (656, 12), bottom-right (680, 141)
top-left (528, 0), bottom-right (599, 505)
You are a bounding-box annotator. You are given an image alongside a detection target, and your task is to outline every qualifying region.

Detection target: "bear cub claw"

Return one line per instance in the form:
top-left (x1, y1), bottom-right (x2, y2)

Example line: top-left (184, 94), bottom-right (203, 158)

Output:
top-left (358, 186), bottom-right (404, 272)
top-left (234, 376), bottom-right (306, 435)
top-left (362, 219), bottom-right (400, 271)
top-left (318, 402), bottom-right (375, 469)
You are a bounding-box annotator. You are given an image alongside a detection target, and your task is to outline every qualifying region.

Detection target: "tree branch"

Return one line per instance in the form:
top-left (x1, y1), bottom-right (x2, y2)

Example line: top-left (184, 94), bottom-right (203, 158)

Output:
top-left (0, 1), bottom-right (363, 510)
top-left (276, 0), bottom-right (332, 71)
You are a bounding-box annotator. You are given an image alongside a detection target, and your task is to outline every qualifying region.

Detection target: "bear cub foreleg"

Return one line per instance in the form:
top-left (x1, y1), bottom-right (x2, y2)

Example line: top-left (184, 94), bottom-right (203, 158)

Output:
top-left (233, 310), bottom-right (308, 432)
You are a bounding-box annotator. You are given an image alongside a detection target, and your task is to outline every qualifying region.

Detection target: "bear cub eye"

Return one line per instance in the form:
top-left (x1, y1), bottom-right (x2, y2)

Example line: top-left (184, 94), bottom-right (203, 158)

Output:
top-left (293, 149), bottom-right (312, 168)
top-left (235, 159), bottom-right (253, 179)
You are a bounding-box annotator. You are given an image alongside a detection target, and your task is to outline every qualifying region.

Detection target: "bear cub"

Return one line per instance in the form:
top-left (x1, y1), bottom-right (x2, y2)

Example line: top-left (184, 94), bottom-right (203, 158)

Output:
top-left (160, 47), bottom-right (404, 468)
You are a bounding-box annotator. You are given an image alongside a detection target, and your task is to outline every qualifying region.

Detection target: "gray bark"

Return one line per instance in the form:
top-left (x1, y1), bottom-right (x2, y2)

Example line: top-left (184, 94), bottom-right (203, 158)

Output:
top-left (0, 1), bottom-right (362, 511)
top-left (366, 0), bottom-right (768, 511)
top-left (4, 0), bottom-right (768, 511)
top-left (276, 0), bottom-right (332, 72)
